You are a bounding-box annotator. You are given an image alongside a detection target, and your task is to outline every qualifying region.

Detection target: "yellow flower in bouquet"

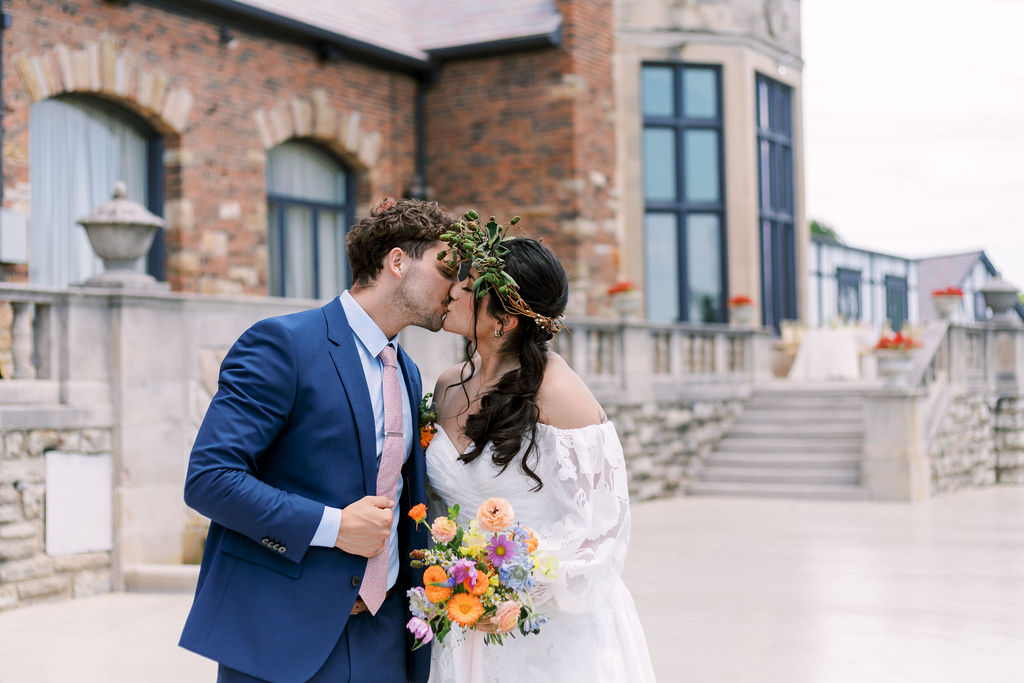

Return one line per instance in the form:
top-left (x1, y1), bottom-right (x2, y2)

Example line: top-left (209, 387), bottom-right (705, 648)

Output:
top-left (405, 499), bottom-right (556, 648)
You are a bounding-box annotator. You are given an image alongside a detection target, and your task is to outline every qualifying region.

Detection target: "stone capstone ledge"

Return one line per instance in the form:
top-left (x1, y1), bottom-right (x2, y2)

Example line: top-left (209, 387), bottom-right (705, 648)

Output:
top-left (122, 564), bottom-right (199, 594)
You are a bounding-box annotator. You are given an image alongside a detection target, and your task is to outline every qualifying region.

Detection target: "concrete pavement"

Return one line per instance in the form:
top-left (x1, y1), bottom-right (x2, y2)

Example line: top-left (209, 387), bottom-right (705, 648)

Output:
top-left (2, 487), bottom-right (1024, 682)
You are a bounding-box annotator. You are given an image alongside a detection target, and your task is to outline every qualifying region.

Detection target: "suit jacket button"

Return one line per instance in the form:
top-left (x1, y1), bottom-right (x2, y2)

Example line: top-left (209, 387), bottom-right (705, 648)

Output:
top-left (261, 538), bottom-right (270, 546)
top-left (277, 546), bottom-right (286, 554)
top-left (351, 576), bottom-right (361, 587)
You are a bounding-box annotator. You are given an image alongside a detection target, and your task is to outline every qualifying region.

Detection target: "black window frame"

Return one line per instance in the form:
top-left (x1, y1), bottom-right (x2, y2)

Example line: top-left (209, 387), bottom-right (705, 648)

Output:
top-left (266, 141), bottom-right (356, 299)
top-left (884, 274), bottom-right (909, 331)
top-left (756, 74), bottom-right (797, 333)
top-left (836, 267), bottom-right (862, 322)
top-left (641, 62), bottom-right (727, 323)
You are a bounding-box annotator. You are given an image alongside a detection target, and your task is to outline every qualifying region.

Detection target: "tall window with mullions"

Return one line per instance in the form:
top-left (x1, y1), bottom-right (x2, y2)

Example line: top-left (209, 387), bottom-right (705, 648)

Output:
top-left (641, 64), bottom-right (726, 323)
top-left (756, 75), bottom-right (797, 333)
top-left (267, 141), bottom-right (354, 298)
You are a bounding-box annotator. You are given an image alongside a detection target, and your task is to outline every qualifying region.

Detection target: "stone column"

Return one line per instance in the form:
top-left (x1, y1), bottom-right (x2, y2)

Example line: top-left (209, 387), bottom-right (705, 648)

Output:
top-left (862, 388), bottom-right (930, 501)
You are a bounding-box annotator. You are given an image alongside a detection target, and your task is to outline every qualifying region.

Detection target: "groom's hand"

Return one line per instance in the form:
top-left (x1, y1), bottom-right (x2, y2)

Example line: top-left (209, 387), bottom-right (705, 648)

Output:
top-left (335, 495), bottom-right (394, 557)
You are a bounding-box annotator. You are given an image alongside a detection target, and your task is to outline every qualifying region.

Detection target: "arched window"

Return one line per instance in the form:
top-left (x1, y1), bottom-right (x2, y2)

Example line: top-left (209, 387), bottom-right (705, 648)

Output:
top-left (266, 142), bottom-right (353, 298)
top-left (28, 96), bottom-right (163, 288)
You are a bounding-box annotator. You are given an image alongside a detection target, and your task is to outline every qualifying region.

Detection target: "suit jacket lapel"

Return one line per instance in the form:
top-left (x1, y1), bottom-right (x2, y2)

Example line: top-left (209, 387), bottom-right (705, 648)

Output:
top-left (323, 299), bottom-right (378, 495)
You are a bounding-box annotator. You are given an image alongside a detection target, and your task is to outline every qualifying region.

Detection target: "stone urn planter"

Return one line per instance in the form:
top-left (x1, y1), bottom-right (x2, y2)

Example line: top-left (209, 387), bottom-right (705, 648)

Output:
top-left (932, 294), bottom-right (962, 320)
top-left (727, 296), bottom-right (755, 327)
top-left (874, 349), bottom-right (916, 380)
top-left (607, 279), bottom-right (641, 319)
top-left (610, 290), bottom-right (641, 318)
top-left (979, 274), bottom-right (1020, 320)
top-left (77, 181), bottom-right (167, 289)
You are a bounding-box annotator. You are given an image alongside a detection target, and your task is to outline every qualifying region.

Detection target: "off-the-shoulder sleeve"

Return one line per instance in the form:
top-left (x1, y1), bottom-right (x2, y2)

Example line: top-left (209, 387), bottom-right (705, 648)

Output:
top-left (533, 422), bottom-right (631, 613)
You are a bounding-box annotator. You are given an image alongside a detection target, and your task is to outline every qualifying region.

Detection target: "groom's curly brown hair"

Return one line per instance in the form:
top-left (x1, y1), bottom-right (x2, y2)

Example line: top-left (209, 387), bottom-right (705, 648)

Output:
top-left (347, 198), bottom-right (455, 287)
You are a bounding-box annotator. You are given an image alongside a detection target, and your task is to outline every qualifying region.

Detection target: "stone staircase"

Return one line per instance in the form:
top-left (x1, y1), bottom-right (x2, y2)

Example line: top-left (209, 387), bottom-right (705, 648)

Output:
top-left (688, 385), bottom-right (870, 499)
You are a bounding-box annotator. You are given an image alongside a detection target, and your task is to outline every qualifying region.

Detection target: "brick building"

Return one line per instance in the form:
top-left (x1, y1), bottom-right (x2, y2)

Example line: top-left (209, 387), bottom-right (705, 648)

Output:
top-left (1, 0), bottom-right (813, 327)
top-left (0, 0), bottom-right (617, 313)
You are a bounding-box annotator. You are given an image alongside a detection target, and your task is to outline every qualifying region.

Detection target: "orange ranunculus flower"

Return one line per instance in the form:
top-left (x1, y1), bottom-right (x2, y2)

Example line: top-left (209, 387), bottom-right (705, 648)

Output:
top-left (423, 565), bottom-right (452, 603)
top-left (476, 497), bottom-right (515, 533)
top-left (447, 593), bottom-right (485, 627)
top-left (431, 517), bottom-right (458, 543)
top-left (408, 503), bottom-right (428, 525)
top-left (463, 571), bottom-right (489, 596)
top-left (522, 526), bottom-right (538, 553)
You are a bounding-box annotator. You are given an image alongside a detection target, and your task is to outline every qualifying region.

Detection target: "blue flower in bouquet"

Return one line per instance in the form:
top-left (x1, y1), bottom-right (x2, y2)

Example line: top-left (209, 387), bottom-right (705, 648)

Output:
top-left (498, 555), bottom-right (534, 591)
top-left (485, 533), bottom-right (518, 568)
top-left (521, 611), bottom-right (549, 634)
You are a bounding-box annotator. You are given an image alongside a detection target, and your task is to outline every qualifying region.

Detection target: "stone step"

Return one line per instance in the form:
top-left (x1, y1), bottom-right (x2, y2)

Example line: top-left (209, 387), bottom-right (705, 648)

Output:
top-left (746, 398), bottom-right (865, 411)
top-left (707, 452), bottom-right (862, 469)
top-left (738, 410), bottom-right (863, 424)
top-left (700, 466), bottom-right (860, 485)
top-left (715, 437), bottom-right (862, 453)
top-left (728, 423), bottom-right (862, 438)
top-left (687, 480), bottom-right (870, 500)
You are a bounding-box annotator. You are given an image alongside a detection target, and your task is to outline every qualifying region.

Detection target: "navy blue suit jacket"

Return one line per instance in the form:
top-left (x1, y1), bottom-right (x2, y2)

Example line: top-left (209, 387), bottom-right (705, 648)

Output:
top-left (179, 299), bottom-right (431, 683)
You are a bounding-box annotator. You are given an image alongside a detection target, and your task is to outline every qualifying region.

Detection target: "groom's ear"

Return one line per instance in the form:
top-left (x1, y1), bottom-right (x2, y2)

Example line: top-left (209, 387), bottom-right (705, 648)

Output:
top-left (384, 247), bottom-right (405, 280)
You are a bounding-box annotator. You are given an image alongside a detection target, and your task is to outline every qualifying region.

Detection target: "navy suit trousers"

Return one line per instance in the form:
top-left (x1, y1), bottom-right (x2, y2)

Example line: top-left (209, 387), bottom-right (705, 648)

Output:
top-left (217, 590), bottom-right (408, 683)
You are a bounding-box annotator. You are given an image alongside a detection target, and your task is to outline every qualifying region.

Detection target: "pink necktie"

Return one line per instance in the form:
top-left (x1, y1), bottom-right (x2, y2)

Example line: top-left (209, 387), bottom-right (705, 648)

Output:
top-left (359, 344), bottom-right (404, 615)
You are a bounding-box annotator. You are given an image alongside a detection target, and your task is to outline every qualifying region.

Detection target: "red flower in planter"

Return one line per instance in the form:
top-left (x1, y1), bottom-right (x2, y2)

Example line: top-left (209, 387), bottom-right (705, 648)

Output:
top-left (607, 279), bottom-right (637, 296)
top-left (875, 332), bottom-right (922, 351)
top-left (727, 295), bottom-right (753, 307)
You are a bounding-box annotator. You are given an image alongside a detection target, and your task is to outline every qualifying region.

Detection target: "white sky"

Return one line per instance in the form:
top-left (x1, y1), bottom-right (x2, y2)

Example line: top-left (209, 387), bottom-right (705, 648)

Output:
top-left (802, 0), bottom-right (1024, 289)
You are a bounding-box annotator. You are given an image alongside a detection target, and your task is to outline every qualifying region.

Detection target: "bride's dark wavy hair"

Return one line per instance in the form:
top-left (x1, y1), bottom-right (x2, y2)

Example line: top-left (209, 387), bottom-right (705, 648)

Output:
top-left (455, 238), bottom-right (569, 491)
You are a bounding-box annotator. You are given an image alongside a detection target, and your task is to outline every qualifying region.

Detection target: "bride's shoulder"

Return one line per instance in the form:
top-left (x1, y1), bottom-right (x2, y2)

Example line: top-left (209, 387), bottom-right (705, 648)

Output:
top-left (537, 352), bottom-right (608, 430)
top-left (433, 361), bottom-right (473, 403)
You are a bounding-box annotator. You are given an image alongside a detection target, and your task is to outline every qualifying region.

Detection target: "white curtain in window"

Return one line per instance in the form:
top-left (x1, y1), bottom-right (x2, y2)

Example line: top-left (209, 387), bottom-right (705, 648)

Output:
top-left (267, 142), bottom-right (347, 298)
top-left (29, 97), bottom-right (149, 288)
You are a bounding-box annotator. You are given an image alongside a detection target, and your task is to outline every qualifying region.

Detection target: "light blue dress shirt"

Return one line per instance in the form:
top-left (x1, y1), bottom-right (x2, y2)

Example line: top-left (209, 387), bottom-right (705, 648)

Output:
top-left (309, 292), bottom-right (414, 591)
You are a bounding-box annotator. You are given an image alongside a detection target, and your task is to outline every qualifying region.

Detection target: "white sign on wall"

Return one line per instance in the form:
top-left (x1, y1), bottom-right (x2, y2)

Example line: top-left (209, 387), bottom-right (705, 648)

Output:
top-left (44, 452), bottom-right (113, 556)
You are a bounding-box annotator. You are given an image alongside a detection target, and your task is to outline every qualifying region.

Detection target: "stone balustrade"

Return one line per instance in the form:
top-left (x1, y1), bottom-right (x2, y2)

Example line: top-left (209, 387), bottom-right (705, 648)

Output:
top-left (862, 320), bottom-right (1024, 500)
top-left (0, 283), bottom-right (774, 608)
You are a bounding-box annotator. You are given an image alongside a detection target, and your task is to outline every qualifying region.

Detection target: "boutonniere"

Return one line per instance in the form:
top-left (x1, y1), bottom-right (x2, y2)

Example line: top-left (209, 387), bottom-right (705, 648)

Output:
top-left (419, 393), bottom-right (438, 449)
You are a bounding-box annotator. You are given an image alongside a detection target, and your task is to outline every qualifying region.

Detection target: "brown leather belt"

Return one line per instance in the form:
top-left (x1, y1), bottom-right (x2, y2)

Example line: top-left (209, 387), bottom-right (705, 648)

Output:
top-left (350, 590), bottom-right (392, 615)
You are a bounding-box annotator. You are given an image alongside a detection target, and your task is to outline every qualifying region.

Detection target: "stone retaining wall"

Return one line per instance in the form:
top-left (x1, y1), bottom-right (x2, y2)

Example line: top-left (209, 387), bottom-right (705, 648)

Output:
top-left (995, 397), bottom-right (1024, 485)
top-left (607, 397), bottom-right (742, 501)
top-left (0, 428), bottom-right (113, 611)
top-left (929, 394), bottom-right (1024, 494)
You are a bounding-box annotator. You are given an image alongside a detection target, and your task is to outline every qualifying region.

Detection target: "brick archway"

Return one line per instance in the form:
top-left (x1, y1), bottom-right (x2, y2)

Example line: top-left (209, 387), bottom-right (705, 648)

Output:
top-left (252, 89), bottom-right (381, 171)
top-left (11, 36), bottom-right (193, 135)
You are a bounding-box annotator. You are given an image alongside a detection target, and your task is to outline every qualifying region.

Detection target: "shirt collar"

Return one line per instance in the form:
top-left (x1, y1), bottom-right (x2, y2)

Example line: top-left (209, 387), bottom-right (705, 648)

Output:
top-left (340, 291), bottom-right (395, 359)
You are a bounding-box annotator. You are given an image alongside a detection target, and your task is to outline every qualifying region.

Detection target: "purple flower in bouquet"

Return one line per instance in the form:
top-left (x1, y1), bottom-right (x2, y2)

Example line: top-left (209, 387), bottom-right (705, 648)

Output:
top-left (450, 558), bottom-right (480, 588)
top-left (406, 616), bottom-right (433, 644)
top-left (498, 555), bottom-right (534, 591)
top-left (485, 533), bottom-right (518, 568)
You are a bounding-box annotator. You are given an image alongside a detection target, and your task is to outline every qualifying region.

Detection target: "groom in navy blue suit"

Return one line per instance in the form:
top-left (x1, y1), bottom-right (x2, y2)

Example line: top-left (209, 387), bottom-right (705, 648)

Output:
top-left (180, 199), bottom-right (457, 682)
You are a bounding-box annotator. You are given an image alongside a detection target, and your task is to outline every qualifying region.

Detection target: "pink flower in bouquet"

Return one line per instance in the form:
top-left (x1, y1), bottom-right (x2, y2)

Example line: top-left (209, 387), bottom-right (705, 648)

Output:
top-left (477, 497), bottom-right (515, 533)
top-left (485, 533), bottom-right (517, 567)
top-left (450, 558), bottom-right (479, 588)
top-left (430, 516), bottom-right (457, 543)
top-left (406, 616), bottom-right (433, 644)
top-left (494, 600), bottom-right (521, 633)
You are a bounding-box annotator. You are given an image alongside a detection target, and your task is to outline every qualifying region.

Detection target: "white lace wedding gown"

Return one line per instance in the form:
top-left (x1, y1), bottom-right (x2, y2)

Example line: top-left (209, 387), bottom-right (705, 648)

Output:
top-left (425, 421), bottom-right (656, 683)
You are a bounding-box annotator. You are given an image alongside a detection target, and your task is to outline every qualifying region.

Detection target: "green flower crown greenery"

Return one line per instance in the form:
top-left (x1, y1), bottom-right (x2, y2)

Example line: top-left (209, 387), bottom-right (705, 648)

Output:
top-left (437, 210), bottom-right (566, 336)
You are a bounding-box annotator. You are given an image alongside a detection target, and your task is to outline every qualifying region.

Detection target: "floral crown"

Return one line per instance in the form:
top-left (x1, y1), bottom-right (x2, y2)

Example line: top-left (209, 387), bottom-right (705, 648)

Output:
top-left (437, 210), bottom-right (567, 336)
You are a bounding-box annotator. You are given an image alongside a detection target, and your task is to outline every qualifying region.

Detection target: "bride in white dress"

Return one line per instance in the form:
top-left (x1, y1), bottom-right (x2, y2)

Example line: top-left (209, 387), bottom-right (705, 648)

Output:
top-left (424, 236), bottom-right (656, 683)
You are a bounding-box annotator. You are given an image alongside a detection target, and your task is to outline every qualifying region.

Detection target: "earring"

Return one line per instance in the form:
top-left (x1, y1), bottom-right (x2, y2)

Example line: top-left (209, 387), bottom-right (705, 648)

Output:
top-left (493, 328), bottom-right (503, 338)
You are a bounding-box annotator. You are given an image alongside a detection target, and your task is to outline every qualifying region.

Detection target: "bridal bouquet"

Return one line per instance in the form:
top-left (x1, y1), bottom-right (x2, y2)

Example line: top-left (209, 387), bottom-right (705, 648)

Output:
top-left (405, 497), bottom-right (558, 648)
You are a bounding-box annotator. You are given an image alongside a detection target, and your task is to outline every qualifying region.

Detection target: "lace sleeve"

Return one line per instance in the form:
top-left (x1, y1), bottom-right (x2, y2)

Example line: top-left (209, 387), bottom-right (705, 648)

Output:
top-left (532, 422), bottom-right (631, 614)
